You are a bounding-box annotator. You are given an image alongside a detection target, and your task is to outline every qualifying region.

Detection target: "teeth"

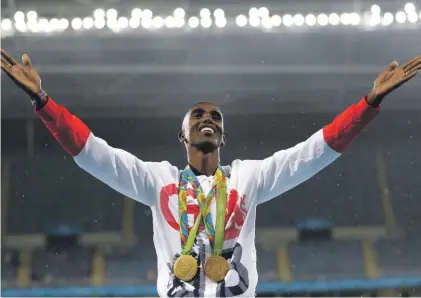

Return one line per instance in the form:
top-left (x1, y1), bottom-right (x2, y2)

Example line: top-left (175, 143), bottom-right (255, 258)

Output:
top-left (200, 127), bottom-right (214, 133)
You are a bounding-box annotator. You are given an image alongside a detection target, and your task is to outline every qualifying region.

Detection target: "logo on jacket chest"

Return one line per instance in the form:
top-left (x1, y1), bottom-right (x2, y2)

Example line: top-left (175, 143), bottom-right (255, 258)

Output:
top-left (159, 184), bottom-right (248, 241)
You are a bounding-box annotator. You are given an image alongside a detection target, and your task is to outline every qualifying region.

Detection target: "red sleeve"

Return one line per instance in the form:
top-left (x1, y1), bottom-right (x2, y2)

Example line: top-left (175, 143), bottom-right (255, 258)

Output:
top-left (323, 97), bottom-right (380, 153)
top-left (35, 98), bottom-right (91, 156)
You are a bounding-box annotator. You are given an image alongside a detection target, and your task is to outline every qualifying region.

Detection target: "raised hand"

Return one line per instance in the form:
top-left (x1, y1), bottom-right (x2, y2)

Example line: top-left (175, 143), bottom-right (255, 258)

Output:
top-left (1, 49), bottom-right (42, 99)
top-left (367, 56), bottom-right (421, 105)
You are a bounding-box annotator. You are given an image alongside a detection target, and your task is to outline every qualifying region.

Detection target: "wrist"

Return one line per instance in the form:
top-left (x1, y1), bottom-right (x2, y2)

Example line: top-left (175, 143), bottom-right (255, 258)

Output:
top-left (366, 90), bottom-right (383, 107)
top-left (31, 90), bottom-right (48, 110)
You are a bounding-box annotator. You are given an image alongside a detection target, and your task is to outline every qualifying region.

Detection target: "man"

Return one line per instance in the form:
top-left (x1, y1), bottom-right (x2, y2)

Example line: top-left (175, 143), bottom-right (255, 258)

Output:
top-left (1, 49), bottom-right (420, 297)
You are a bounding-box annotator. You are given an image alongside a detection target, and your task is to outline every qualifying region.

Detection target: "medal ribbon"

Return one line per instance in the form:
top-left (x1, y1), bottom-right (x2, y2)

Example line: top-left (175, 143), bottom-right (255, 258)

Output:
top-left (178, 165), bottom-right (227, 256)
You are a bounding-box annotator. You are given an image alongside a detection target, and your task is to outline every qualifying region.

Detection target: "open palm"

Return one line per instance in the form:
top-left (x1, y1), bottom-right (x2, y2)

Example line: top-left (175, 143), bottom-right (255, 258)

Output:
top-left (1, 49), bottom-right (41, 99)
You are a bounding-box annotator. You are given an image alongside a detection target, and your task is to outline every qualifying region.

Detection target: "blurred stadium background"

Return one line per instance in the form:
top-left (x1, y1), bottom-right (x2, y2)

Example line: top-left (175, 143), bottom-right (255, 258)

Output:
top-left (1, 0), bottom-right (421, 296)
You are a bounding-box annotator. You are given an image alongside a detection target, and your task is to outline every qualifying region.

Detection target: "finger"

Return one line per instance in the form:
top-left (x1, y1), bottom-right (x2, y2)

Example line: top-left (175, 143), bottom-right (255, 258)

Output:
top-left (386, 60), bottom-right (399, 71)
top-left (401, 56), bottom-right (421, 72)
top-left (1, 49), bottom-right (19, 66)
top-left (1, 58), bottom-right (12, 70)
top-left (22, 53), bottom-right (32, 67)
top-left (403, 58), bottom-right (421, 73)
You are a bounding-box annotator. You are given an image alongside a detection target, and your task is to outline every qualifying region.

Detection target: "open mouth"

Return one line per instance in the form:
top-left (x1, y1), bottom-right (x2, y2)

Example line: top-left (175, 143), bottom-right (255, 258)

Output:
top-left (200, 127), bottom-right (215, 134)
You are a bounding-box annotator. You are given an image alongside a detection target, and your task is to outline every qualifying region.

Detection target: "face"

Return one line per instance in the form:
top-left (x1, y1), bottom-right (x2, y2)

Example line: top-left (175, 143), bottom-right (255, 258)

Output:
top-left (180, 102), bottom-right (225, 150)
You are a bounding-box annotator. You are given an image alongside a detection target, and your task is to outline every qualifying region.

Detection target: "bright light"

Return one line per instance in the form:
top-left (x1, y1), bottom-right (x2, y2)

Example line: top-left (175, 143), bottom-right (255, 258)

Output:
top-left (350, 13), bottom-right (361, 25)
top-left (152, 16), bottom-right (164, 28)
top-left (27, 11), bottom-right (37, 20)
top-left (404, 3), bottom-right (416, 13)
top-left (83, 17), bottom-right (94, 29)
top-left (188, 17), bottom-right (199, 28)
top-left (369, 14), bottom-right (381, 26)
top-left (1, 19), bottom-right (12, 31)
top-left (259, 7), bottom-right (269, 17)
top-left (106, 9), bottom-right (118, 19)
top-left (407, 12), bottom-right (419, 23)
top-left (249, 7), bottom-right (259, 17)
top-left (71, 18), bottom-right (83, 30)
top-left (131, 8), bottom-right (142, 19)
top-left (293, 14), bottom-right (305, 26)
top-left (49, 18), bottom-right (61, 30)
top-left (14, 11), bottom-right (25, 21)
top-left (107, 18), bottom-right (117, 29)
top-left (27, 20), bottom-right (39, 32)
top-left (305, 14), bottom-right (317, 26)
top-left (142, 9), bottom-right (153, 19)
top-left (60, 18), bottom-right (69, 30)
top-left (340, 13), bottom-right (351, 25)
top-left (141, 17), bottom-right (152, 29)
top-left (214, 8), bottom-right (225, 19)
top-left (317, 14), bottom-right (329, 26)
top-left (38, 18), bottom-right (50, 32)
top-left (283, 14), bottom-right (293, 27)
top-left (200, 8), bottom-right (211, 18)
top-left (94, 9), bottom-right (105, 19)
top-left (15, 20), bottom-right (27, 32)
top-left (261, 17), bottom-right (272, 28)
top-left (396, 11), bottom-right (407, 23)
top-left (200, 17), bottom-right (212, 28)
top-left (271, 15), bottom-right (282, 27)
top-left (174, 8), bottom-right (185, 19)
top-left (236, 15), bottom-right (247, 27)
top-left (371, 5), bottom-right (381, 15)
top-left (176, 18), bottom-right (185, 28)
top-left (249, 16), bottom-right (260, 27)
top-left (117, 17), bottom-right (129, 29)
top-left (129, 18), bottom-right (140, 28)
top-left (215, 18), bottom-right (227, 28)
top-left (164, 16), bottom-right (176, 28)
top-left (381, 12), bottom-right (394, 26)
top-left (95, 18), bottom-right (105, 29)
top-left (328, 13), bottom-right (340, 25)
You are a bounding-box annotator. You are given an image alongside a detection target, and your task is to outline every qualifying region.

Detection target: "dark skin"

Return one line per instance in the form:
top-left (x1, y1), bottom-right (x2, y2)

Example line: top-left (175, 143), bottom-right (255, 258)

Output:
top-left (1, 49), bottom-right (420, 176)
top-left (178, 103), bottom-right (226, 176)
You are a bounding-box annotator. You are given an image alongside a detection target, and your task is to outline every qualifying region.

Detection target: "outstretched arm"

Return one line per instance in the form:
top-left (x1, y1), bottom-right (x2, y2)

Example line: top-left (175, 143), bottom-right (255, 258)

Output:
top-left (255, 57), bottom-right (421, 204)
top-left (1, 50), bottom-right (178, 206)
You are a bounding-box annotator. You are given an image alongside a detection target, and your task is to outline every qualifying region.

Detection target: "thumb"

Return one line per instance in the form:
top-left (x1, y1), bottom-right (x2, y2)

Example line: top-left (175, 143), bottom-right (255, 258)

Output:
top-left (22, 53), bottom-right (32, 67)
top-left (387, 60), bottom-right (398, 71)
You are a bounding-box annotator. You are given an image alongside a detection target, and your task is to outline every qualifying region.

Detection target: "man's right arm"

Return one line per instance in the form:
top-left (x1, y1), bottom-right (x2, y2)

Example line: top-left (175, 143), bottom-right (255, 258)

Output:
top-left (36, 96), bottom-right (177, 206)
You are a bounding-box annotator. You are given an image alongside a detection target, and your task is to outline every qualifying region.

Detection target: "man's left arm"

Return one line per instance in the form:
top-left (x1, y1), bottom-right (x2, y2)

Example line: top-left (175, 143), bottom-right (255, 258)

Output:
top-left (255, 57), bottom-right (421, 204)
top-left (256, 96), bottom-right (378, 204)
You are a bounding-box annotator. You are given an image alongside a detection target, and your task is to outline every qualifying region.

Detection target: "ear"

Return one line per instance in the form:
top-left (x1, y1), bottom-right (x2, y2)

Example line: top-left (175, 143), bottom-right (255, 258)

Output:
top-left (220, 134), bottom-right (227, 147)
top-left (178, 130), bottom-right (186, 143)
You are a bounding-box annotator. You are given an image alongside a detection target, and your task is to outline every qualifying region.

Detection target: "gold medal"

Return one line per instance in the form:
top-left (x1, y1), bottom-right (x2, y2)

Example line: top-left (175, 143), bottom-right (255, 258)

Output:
top-left (173, 255), bottom-right (198, 281)
top-left (204, 255), bottom-right (229, 282)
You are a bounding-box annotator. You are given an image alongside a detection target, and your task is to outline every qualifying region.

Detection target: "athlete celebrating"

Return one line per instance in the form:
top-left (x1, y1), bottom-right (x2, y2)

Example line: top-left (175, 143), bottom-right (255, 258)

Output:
top-left (2, 49), bottom-right (420, 297)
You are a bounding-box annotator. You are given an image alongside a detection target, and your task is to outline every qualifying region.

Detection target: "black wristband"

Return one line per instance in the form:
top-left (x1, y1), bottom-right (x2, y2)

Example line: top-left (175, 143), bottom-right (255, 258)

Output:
top-left (31, 90), bottom-right (48, 110)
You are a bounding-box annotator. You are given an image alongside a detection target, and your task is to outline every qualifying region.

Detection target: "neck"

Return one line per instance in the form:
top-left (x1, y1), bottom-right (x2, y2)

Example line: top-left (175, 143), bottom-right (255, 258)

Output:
top-left (187, 146), bottom-right (220, 176)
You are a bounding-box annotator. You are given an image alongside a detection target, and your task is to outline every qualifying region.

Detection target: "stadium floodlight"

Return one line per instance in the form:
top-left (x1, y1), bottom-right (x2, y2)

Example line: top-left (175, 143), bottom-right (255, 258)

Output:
top-left (328, 13), bottom-right (340, 25)
top-left (371, 4), bottom-right (381, 15)
top-left (200, 17), bottom-right (212, 28)
top-left (305, 14), bottom-right (317, 26)
top-left (407, 12), bottom-right (419, 23)
top-left (131, 8), bottom-right (142, 19)
top-left (261, 17), bottom-right (272, 29)
top-left (129, 18), bottom-right (140, 28)
top-left (271, 15), bottom-right (282, 27)
top-left (293, 14), bottom-right (305, 26)
top-left (248, 15), bottom-right (260, 27)
top-left (174, 8), bottom-right (185, 19)
top-left (381, 12), bottom-right (394, 26)
top-left (95, 18), bottom-right (106, 29)
top-left (164, 16), bottom-right (176, 28)
top-left (317, 13), bottom-right (329, 26)
top-left (214, 8), bottom-right (225, 19)
top-left (188, 16), bottom-right (199, 28)
top-left (83, 17), bottom-right (94, 29)
top-left (369, 13), bottom-right (381, 26)
top-left (94, 9), bottom-right (105, 19)
top-left (27, 11), bottom-right (38, 20)
top-left (396, 11), bottom-right (407, 23)
top-left (117, 17), bottom-right (129, 29)
top-left (106, 9), bottom-right (118, 19)
top-left (1, 19), bottom-right (12, 31)
top-left (283, 14), bottom-right (293, 27)
top-left (215, 17), bottom-right (227, 28)
top-left (200, 8), bottom-right (211, 18)
top-left (141, 17), bottom-right (152, 28)
top-left (236, 15), bottom-right (247, 27)
top-left (249, 7), bottom-right (259, 17)
top-left (175, 18), bottom-right (185, 28)
top-left (142, 9), bottom-right (153, 19)
top-left (404, 2), bottom-right (416, 13)
top-left (259, 7), bottom-right (270, 17)
top-left (349, 13), bottom-right (361, 25)
top-left (71, 18), bottom-right (83, 30)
